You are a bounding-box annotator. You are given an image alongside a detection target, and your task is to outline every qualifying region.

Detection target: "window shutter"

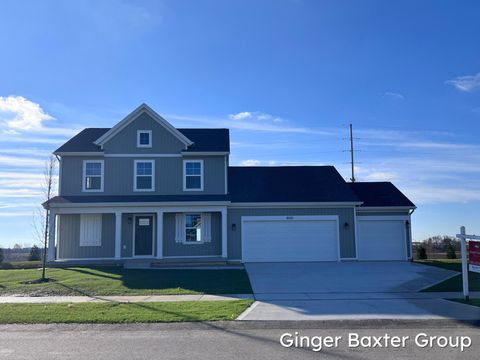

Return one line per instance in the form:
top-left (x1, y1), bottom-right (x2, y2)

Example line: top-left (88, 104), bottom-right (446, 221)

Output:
top-left (201, 213), bottom-right (212, 243)
top-left (175, 213), bottom-right (185, 243)
top-left (79, 214), bottom-right (102, 246)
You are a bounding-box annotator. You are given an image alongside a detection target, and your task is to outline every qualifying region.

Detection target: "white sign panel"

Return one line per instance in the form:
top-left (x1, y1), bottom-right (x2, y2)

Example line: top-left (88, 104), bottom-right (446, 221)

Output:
top-left (139, 218), bottom-right (150, 226)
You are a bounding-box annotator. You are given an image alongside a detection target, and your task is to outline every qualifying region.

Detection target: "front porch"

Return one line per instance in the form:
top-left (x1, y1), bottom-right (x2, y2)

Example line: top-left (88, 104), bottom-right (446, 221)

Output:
top-left (48, 205), bottom-right (228, 265)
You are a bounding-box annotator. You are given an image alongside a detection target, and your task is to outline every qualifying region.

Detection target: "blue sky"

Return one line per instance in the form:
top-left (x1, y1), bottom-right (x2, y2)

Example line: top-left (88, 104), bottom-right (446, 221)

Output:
top-left (0, 0), bottom-right (479, 247)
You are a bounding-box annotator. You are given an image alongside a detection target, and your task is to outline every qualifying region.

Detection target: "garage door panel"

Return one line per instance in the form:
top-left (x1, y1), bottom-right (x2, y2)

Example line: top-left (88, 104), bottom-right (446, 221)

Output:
top-left (357, 220), bottom-right (406, 261)
top-left (242, 218), bottom-right (339, 262)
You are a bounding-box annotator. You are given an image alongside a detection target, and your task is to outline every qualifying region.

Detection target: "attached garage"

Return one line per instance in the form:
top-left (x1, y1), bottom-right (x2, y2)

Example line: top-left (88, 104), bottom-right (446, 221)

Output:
top-left (357, 217), bottom-right (408, 261)
top-left (241, 215), bottom-right (339, 262)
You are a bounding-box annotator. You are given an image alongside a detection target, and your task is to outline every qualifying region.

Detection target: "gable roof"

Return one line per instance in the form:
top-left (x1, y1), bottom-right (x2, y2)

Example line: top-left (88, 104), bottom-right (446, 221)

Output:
top-left (228, 166), bottom-right (361, 203)
top-left (94, 103), bottom-right (193, 148)
top-left (180, 128), bottom-right (230, 152)
top-left (54, 128), bottom-right (229, 154)
top-left (348, 182), bottom-right (415, 208)
top-left (54, 128), bottom-right (108, 153)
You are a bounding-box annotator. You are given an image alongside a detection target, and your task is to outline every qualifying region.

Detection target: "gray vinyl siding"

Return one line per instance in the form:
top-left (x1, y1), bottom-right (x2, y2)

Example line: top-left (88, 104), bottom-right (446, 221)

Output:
top-left (121, 213), bottom-right (157, 258)
top-left (227, 207), bottom-right (356, 260)
top-left (57, 214), bottom-right (115, 259)
top-left (163, 212), bottom-right (222, 257)
top-left (103, 112), bottom-right (186, 154)
top-left (60, 156), bottom-right (226, 196)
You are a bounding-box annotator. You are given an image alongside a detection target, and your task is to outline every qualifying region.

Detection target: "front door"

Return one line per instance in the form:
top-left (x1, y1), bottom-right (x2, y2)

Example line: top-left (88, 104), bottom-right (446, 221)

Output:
top-left (134, 215), bottom-right (154, 256)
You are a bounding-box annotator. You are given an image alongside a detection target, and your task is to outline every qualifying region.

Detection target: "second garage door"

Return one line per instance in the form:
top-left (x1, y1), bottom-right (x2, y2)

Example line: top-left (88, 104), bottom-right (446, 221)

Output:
top-left (357, 218), bottom-right (407, 260)
top-left (242, 216), bottom-right (339, 262)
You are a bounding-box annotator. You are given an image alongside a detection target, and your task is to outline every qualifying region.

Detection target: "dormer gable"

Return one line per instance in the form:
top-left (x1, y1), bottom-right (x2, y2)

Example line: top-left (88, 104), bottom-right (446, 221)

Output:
top-left (94, 103), bottom-right (193, 151)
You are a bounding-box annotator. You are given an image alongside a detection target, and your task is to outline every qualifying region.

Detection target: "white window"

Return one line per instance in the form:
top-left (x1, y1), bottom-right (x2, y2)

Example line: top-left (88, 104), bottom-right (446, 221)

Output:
top-left (185, 214), bottom-right (202, 243)
top-left (79, 214), bottom-right (102, 247)
top-left (82, 160), bottom-right (104, 192)
top-left (175, 213), bottom-right (211, 244)
top-left (137, 130), bottom-right (152, 148)
top-left (134, 160), bottom-right (155, 191)
top-left (183, 160), bottom-right (203, 191)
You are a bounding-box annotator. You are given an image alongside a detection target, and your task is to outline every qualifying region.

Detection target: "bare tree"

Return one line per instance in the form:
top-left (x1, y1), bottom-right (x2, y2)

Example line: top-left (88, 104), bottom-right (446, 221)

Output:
top-left (32, 156), bottom-right (57, 281)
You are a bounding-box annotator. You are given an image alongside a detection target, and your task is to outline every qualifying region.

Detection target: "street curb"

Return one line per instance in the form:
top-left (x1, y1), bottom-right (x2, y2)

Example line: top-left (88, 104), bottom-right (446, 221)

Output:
top-left (0, 319), bottom-right (479, 331)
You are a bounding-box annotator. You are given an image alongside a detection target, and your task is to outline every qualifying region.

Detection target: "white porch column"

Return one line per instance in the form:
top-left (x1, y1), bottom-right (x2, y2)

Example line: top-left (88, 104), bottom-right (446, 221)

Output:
top-left (47, 210), bottom-right (56, 262)
top-left (115, 212), bottom-right (122, 259)
top-left (221, 208), bottom-right (227, 258)
top-left (156, 210), bottom-right (164, 259)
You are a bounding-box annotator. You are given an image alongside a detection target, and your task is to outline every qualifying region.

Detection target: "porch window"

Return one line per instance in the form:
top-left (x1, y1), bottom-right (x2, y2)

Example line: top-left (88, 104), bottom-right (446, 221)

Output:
top-left (134, 160), bottom-right (155, 191)
top-left (185, 214), bottom-right (202, 242)
top-left (183, 160), bottom-right (203, 191)
top-left (175, 213), bottom-right (212, 243)
top-left (83, 160), bottom-right (104, 192)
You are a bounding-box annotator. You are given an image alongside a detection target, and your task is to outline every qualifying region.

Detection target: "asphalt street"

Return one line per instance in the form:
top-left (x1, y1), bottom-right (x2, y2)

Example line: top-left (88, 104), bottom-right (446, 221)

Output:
top-left (0, 321), bottom-right (479, 360)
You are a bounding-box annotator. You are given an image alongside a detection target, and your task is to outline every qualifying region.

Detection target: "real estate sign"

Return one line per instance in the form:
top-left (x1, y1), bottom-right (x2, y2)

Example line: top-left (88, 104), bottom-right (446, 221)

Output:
top-left (469, 240), bottom-right (480, 273)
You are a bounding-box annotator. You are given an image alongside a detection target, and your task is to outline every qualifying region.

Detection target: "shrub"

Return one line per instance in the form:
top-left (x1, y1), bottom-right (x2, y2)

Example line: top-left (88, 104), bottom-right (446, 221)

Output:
top-left (0, 248), bottom-right (3, 264)
top-left (416, 246), bottom-right (427, 260)
top-left (446, 244), bottom-right (457, 259)
top-left (28, 245), bottom-right (42, 261)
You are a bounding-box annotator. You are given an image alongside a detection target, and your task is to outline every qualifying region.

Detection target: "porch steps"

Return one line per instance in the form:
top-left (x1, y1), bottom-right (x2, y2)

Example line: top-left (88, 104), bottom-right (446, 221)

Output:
top-left (151, 260), bottom-right (243, 269)
top-left (122, 259), bottom-right (244, 270)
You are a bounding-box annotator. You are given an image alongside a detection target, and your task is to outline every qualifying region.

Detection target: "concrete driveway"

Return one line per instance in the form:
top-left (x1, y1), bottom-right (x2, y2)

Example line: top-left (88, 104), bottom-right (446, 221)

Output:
top-left (245, 261), bottom-right (457, 298)
top-left (239, 262), bottom-right (480, 320)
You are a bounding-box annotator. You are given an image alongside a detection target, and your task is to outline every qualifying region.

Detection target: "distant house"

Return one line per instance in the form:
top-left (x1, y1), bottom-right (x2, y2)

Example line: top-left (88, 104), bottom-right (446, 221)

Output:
top-left (44, 104), bottom-right (415, 265)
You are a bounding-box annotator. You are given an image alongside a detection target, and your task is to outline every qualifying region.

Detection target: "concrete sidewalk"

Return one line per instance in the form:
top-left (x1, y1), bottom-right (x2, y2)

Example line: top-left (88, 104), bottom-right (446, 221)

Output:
top-left (0, 294), bottom-right (254, 304)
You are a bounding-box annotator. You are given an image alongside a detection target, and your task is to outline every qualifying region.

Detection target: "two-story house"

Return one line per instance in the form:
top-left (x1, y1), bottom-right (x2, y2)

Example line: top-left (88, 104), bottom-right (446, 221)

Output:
top-left (44, 103), bottom-right (415, 266)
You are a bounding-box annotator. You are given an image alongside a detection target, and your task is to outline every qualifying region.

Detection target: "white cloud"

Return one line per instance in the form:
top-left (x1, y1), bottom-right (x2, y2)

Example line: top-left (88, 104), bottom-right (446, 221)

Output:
top-left (0, 96), bottom-right (54, 130)
top-left (240, 159), bottom-right (261, 166)
top-left (0, 155), bottom-right (45, 167)
top-left (229, 112), bottom-right (252, 120)
top-left (168, 114), bottom-right (332, 136)
top-left (0, 211), bottom-right (33, 217)
top-left (364, 171), bottom-right (398, 182)
top-left (405, 186), bottom-right (480, 204)
top-left (0, 189), bottom-right (42, 198)
top-left (446, 72), bottom-right (480, 92)
top-left (384, 92), bottom-right (404, 100)
top-left (229, 111), bottom-right (283, 123)
top-left (0, 95), bottom-right (78, 136)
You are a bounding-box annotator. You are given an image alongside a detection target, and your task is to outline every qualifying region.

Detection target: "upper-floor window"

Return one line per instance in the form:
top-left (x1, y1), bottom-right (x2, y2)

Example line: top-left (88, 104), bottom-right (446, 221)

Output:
top-left (137, 130), bottom-right (152, 148)
top-left (83, 160), bottom-right (104, 192)
top-left (134, 160), bottom-right (155, 191)
top-left (183, 160), bottom-right (203, 191)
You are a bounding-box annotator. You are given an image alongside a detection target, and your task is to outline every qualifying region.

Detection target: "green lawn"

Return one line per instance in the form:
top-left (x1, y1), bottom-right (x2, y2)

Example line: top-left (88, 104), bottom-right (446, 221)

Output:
top-left (416, 259), bottom-right (480, 292)
top-left (0, 300), bottom-right (253, 324)
top-left (0, 266), bottom-right (253, 296)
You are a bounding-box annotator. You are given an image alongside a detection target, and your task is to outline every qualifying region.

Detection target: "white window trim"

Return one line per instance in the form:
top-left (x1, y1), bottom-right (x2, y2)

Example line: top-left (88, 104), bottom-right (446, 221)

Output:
top-left (134, 159), bottom-right (155, 192)
top-left (183, 213), bottom-right (204, 244)
top-left (82, 160), bottom-right (104, 192)
top-left (137, 130), bottom-right (152, 148)
top-left (183, 159), bottom-right (204, 192)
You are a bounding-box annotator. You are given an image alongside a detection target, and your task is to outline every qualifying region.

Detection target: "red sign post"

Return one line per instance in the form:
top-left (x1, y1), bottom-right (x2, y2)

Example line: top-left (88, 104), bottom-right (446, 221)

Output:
top-left (469, 240), bottom-right (480, 274)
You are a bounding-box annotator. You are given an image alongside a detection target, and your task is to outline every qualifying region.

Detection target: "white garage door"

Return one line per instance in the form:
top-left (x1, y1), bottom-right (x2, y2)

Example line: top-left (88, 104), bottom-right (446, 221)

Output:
top-left (357, 218), bottom-right (407, 260)
top-left (242, 216), bottom-right (339, 262)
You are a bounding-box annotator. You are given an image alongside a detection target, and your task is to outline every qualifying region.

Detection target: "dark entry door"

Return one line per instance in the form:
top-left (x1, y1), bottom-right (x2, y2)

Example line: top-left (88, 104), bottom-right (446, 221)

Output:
top-left (135, 215), bottom-right (154, 256)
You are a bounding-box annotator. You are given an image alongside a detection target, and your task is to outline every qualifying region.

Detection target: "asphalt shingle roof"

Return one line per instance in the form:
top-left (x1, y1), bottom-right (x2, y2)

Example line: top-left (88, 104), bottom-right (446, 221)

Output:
top-left (348, 182), bottom-right (415, 207)
top-left (54, 128), bottom-right (230, 153)
top-left (228, 166), bottom-right (360, 203)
